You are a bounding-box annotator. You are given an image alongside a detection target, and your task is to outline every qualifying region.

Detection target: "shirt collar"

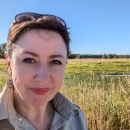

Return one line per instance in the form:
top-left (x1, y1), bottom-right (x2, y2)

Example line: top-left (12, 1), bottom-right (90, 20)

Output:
top-left (0, 84), bottom-right (17, 120)
top-left (52, 92), bottom-right (78, 121)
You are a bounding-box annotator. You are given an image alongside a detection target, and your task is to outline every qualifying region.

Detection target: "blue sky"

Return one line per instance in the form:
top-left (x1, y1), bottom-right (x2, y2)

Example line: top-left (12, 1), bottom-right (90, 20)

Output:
top-left (0, 0), bottom-right (130, 54)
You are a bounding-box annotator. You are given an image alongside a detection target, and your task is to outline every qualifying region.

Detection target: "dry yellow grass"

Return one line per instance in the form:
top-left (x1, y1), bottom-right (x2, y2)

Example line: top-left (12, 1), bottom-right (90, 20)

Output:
top-left (61, 73), bottom-right (130, 130)
top-left (1, 58), bottom-right (130, 64)
top-left (67, 58), bottom-right (130, 63)
top-left (0, 59), bottom-right (6, 64)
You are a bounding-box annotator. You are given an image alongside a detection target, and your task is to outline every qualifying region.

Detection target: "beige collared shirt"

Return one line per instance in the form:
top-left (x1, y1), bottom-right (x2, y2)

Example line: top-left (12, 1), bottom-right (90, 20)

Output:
top-left (0, 85), bottom-right (87, 130)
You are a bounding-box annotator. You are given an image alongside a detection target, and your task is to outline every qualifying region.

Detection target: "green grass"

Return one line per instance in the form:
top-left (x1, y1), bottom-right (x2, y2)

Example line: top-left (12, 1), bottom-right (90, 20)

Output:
top-left (0, 59), bottom-right (9, 90)
top-left (66, 59), bottom-right (130, 75)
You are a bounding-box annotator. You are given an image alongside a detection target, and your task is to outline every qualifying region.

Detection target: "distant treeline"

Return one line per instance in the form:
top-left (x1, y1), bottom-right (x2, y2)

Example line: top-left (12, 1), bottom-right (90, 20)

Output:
top-left (68, 54), bottom-right (130, 59)
top-left (0, 43), bottom-right (130, 59)
top-left (0, 43), bottom-right (6, 58)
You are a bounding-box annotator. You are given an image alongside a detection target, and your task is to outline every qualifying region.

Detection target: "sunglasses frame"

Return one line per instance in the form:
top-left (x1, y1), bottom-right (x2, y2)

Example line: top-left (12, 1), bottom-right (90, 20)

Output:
top-left (14, 12), bottom-right (66, 27)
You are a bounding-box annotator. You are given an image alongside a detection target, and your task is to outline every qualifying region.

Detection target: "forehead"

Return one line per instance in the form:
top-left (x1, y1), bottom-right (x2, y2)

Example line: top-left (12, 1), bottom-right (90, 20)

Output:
top-left (14, 29), bottom-right (67, 57)
top-left (16, 29), bottom-right (63, 43)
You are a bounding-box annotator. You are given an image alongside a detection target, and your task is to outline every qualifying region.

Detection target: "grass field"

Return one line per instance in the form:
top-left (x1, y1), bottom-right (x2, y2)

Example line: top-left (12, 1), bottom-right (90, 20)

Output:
top-left (0, 58), bottom-right (130, 129)
top-left (66, 58), bottom-right (130, 75)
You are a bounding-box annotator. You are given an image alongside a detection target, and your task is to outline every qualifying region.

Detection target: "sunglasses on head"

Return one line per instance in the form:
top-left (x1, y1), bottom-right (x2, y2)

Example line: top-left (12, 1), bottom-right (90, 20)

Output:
top-left (13, 12), bottom-right (66, 27)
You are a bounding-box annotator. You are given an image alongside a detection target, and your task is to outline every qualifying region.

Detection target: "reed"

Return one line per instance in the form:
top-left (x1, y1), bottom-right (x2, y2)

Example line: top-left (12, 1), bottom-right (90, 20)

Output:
top-left (61, 71), bottom-right (130, 130)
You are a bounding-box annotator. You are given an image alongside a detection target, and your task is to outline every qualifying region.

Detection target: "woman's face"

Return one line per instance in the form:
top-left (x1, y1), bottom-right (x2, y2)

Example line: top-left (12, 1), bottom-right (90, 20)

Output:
top-left (8, 29), bottom-right (67, 107)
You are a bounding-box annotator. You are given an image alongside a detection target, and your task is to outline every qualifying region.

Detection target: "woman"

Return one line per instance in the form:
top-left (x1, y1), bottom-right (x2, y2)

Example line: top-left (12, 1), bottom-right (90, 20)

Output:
top-left (0, 12), bottom-right (87, 130)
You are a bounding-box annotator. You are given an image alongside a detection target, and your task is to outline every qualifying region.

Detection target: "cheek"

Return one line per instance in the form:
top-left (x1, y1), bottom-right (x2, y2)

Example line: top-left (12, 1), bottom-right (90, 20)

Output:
top-left (11, 61), bottom-right (34, 77)
top-left (51, 67), bottom-right (65, 85)
top-left (11, 63), bottom-right (32, 86)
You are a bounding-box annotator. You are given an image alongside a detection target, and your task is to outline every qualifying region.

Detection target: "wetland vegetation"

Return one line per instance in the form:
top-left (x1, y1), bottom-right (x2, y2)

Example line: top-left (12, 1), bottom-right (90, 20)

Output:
top-left (0, 59), bottom-right (130, 130)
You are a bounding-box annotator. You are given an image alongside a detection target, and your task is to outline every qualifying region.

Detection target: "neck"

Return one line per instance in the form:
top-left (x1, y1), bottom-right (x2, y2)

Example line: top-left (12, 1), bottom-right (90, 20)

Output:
top-left (13, 90), bottom-right (55, 129)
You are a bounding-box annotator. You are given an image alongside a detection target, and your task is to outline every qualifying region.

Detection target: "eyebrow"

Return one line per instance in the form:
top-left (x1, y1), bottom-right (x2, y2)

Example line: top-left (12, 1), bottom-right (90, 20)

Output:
top-left (49, 55), bottom-right (65, 59)
top-left (22, 51), bottom-right (65, 59)
top-left (22, 51), bottom-right (39, 57)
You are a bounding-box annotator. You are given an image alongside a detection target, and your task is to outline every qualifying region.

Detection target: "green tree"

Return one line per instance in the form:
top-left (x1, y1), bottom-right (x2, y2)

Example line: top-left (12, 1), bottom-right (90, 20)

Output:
top-left (124, 55), bottom-right (129, 58)
top-left (76, 54), bottom-right (81, 59)
top-left (113, 54), bottom-right (118, 58)
top-left (107, 54), bottom-right (113, 59)
top-left (0, 43), bottom-right (6, 58)
top-left (102, 54), bottom-right (107, 59)
top-left (119, 55), bottom-right (123, 58)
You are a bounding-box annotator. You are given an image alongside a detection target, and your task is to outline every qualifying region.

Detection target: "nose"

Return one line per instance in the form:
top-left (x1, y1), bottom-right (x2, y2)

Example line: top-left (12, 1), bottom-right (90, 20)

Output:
top-left (34, 65), bottom-right (50, 84)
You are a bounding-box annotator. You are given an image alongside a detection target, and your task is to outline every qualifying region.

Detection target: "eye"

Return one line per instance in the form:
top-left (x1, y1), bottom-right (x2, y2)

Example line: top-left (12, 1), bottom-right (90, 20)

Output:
top-left (50, 60), bottom-right (62, 65)
top-left (23, 58), bottom-right (36, 63)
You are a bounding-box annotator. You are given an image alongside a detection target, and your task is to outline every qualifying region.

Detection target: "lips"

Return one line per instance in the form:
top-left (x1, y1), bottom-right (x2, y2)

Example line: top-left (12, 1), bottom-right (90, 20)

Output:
top-left (30, 88), bottom-right (51, 95)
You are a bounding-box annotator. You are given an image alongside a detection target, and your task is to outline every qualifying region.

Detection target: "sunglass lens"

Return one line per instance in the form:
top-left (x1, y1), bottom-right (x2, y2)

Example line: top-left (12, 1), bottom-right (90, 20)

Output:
top-left (56, 17), bottom-right (66, 27)
top-left (15, 13), bottom-right (66, 27)
top-left (16, 13), bottom-right (39, 23)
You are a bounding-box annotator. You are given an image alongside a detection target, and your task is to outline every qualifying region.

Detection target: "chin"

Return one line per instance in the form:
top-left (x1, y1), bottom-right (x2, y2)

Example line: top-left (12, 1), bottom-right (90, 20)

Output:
top-left (30, 98), bottom-right (49, 107)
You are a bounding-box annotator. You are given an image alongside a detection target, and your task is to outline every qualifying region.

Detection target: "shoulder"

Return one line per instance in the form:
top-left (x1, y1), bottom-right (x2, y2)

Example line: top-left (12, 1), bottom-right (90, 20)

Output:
top-left (53, 93), bottom-right (88, 129)
top-left (73, 103), bottom-right (86, 124)
top-left (71, 103), bottom-right (88, 130)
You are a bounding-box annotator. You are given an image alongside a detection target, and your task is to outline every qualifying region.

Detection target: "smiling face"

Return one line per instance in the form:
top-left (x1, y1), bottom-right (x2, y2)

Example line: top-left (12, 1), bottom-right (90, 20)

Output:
top-left (7, 29), bottom-right (67, 107)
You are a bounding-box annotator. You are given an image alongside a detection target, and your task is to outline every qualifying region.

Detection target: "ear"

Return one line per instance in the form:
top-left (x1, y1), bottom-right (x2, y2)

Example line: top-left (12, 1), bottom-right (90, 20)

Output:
top-left (4, 52), bottom-right (10, 66)
top-left (4, 52), bottom-right (12, 75)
